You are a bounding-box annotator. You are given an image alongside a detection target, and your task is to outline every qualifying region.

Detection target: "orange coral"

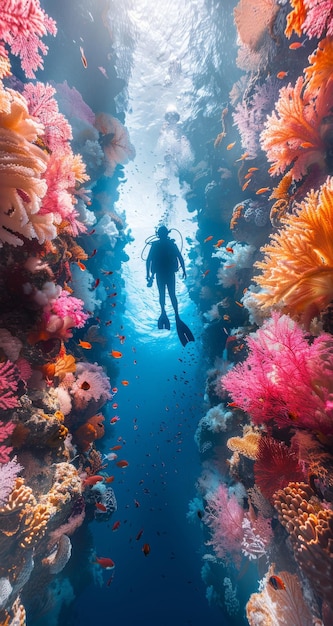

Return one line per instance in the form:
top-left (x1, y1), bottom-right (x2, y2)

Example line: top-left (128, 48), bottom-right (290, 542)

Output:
top-left (285, 0), bottom-right (306, 38)
top-left (73, 414), bottom-right (105, 452)
top-left (254, 176), bottom-right (333, 324)
top-left (304, 37), bottom-right (333, 94)
top-left (260, 77), bottom-right (326, 181)
top-left (234, 0), bottom-right (280, 51)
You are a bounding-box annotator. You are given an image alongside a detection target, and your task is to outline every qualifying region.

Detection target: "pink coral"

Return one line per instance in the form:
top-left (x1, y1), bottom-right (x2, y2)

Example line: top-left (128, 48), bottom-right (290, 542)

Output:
top-left (203, 483), bottom-right (244, 565)
top-left (70, 362), bottom-right (112, 410)
top-left (0, 420), bottom-right (16, 463)
top-left (221, 312), bottom-right (333, 435)
top-left (53, 81), bottom-right (95, 125)
top-left (0, 457), bottom-right (22, 504)
top-left (254, 437), bottom-right (304, 501)
top-left (0, 361), bottom-right (20, 410)
top-left (23, 82), bottom-right (72, 153)
top-left (94, 113), bottom-right (136, 177)
top-left (0, 0), bottom-right (57, 78)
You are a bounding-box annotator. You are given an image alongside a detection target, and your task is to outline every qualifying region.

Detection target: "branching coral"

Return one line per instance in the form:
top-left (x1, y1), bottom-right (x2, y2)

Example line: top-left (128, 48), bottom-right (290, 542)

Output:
top-left (304, 36), bottom-right (333, 95)
top-left (254, 436), bottom-right (304, 502)
top-left (285, 0), bottom-right (333, 39)
top-left (221, 312), bottom-right (333, 435)
top-left (23, 82), bottom-right (72, 153)
top-left (260, 77), bottom-right (328, 181)
top-left (0, 0), bottom-right (57, 79)
top-left (253, 176), bottom-right (333, 323)
top-left (274, 482), bottom-right (333, 605)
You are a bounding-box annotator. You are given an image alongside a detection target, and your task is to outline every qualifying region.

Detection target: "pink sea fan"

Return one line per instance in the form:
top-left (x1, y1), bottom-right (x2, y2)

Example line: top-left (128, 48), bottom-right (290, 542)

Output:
top-left (303, 0), bottom-right (333, 39)
top-left (221, 312), bottom-right (333, 435)
top-left (0, 420), bottom-right (15, 464)
top-left (203, 483), bottom-right (244, 565)
top-left (23, 82), bottom-right (72, 153)
top-left (0, 0), bottom-right (57, 79)
top-left (53, 80), bottom-right (95, 125)
top-left (0, 457), bottom-right (22, 504)
top-left (0, 361), bottom-right (20, 410)
top-left (94, 113), bottom-right (136, 177)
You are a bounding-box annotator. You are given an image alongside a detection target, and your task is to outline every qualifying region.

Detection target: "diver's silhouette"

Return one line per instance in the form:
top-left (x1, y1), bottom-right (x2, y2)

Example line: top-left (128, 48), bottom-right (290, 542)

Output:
top-left (146, 225), bottom-right (194, 346)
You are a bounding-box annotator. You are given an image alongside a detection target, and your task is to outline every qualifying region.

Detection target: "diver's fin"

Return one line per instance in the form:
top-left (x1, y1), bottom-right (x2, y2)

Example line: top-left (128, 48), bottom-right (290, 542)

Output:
top-left (158, 311), bottom-right (170, 330)
top-left (175, 315), bottom-right (195, 346)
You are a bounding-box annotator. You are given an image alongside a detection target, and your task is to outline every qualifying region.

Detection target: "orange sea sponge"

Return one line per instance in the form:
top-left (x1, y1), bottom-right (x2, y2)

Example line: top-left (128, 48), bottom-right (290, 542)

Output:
top-left (253, 176), bottom-right (333, 324)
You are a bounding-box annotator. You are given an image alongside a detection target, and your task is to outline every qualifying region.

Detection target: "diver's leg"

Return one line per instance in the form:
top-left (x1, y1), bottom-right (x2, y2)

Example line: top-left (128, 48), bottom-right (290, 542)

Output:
top-left (167, 274), bottom-right (179, 316)
top-left (156, 275), bottom-right (166, 312)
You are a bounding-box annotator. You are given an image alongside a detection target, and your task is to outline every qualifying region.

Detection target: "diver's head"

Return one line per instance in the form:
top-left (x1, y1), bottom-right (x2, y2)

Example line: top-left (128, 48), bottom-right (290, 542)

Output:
top-left (157, 225), bottom-right (170, 239)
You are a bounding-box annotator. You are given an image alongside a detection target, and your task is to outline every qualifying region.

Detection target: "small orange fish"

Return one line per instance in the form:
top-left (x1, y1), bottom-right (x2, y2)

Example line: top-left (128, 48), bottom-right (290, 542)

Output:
top-left (277, 71), bottom-right (288, 79)
top-left (226, 142), bottom-right (236, 150)
top-left (269, 575), bottom-right (286, 590)
top-left (112, 387), bottom-right (118, 393)
top-left (214, 239), bottom-right (225, 248)
top-left (95, 502), bottom-right (107, 513)
top-left (235, 300), bottom-right (244, 307)
top-left (116, 460), bottom-right (129, 468)
top-left (112, 403), bottom-right (118, 409)
top-left (289, 40), bottom-right (305, 50)
top-left (110, 445), bottom-right (122, 451)
top-left (256, 187), bottom-right (270, 195)
top-left (79, 340), bottom-right (92, 349)
top-left (242, 179), bottom-right (251, 191)
top-left (300, 141), bottom-right (314, 149)
top-left (227, 401), bottom-right (239, 408)
top-left (80, 46), bottom-right (88, 68)
top-left (202, 270), bottom-right (210, 277)
top-left (224, 264), bottom-right (236, 269)
top-left (112, 520), bottom-right (121, 531)
top-left (110, 350), bottom-right (122, 358)
top-left (95, 557), bottom-right (115, 570)
top-left (247, 167), bottom-right (259, 173)
top-left (83, 475), bottom-right (103, 487)
top-left (92, 278), bottom-right (100, 289)
top-left (236, 152), bottom-right (249, 162)
top-left (110, 416), bottom-right (120, 424)
top-left (105, 475), bottom-right (115, 483)
top-left (223, 314), bottom-right (230, 321)
top-left (225, 247), bottom-right (234, 253)
top-left (88, 229), bottom-right (96, 235)
top-left (121, 380), bottom-right (129, 386)
top-left (77, 261), bottom-right (86, 271)
top-left (142, 543), bottom-right (150, 557)
top-left (244, 171), bottom-right (253, 180)
top-left (204, 235), bottom-right (213, 243)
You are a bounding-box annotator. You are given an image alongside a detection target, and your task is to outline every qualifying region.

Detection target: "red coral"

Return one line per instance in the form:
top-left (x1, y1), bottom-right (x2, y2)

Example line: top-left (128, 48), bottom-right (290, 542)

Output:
top-left (0, 0), bottom-right (57, 78)
top-left (0, 361), bottom-right (20, 410)
top-left (254, 437), bottom-right (304, 502)
top-left (0, 420), bottom-right (15, 463)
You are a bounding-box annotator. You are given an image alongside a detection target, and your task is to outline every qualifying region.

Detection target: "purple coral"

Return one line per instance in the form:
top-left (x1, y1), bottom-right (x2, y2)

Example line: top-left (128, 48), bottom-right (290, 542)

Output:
top-left (0, 457), bottom-right (22, 505)
top-left (203, 483), bottom-right (244, 565)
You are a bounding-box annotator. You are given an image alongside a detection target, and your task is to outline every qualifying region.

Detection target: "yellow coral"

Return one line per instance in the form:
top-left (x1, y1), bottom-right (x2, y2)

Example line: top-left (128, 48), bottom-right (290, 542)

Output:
top-left (254, 176), bottom-right (333, 324)
top-left (227, 426), bottom-right (261, 460)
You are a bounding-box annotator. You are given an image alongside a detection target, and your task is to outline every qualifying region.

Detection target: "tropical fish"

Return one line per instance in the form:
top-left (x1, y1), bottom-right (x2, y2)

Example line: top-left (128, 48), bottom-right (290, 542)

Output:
top-left (98, 66), bottom-right (109, 79)
top-left (110, 416), bottom-right (120, 424)
top-left (95, 502), bottom-right (107, 513)
top-left (142, 543), bottom-right (150, 557)
top-left (92, 278), bottom-right (100, 289)
top-left (269, 575), bottom-right (286, 590)
top-left (214, 239), bottom-right (224, 248)
top-left (89, 249), bottom-right (97, 258)
top-left (77, 261), bottom-right (86, 271)
top-left (235, 300), bottom-right (244, 307)
top-left (226, 142), bottom-right (236, 150)
top-left (202, 270), bottom-right (210, 277)
top-left (110, 445), bottom-right (122, 451)
top-left (242, 179), bottom-right (251, 191)
top-left (103, 452), bottom-right (118, 461)
top-left (277, 71), bottom-right (288, 79)
top-left (136, 528), bottom-right (144, 541)
top-left (116, 460), bottom-right (129, 468)
top-left (83, 475), bottom-right (103, 487)
top-left (112, 521), bottom-right (121, 531)
top-left (79, 340), bottom-right (92, 349)
top-left (300, 141), bottom-right (315, 149)
top-left (204, 235), bottom-right (213, 243)
top-left (247, 167), bottom-right (258, 173)
top-left (256, 187), bottom-right (270, 195)
top-left (289, 41), bottom-right (305, 50)
top-left (105, 475), bottom-right (115, 483)
top-left (225, 247), bottom-right (234, 253)
top-left (236, 151), bottom-right (249, 161)
top-left (112, 387), bottom-right (118, 393)
top-left (112, 403), bottom-right (118, 409)
top-left (80, 46), bottom-right (88, 68)
top-left (95, 557), bottom-right (115, 570)
top-left (121, 380), bottom-right (129, 386)
top-left (110, 350), bottom-right (122, 358)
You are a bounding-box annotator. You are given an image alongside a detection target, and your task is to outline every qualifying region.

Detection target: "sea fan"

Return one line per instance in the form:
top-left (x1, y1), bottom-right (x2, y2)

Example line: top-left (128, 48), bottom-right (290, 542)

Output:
top-left (304, 36), bottom-right (333, 94)
top-left (203, 483), bottom-right (244, 565)
top-left (254, 437), bottom-right (304, 501)
top-left (234, 0), bottom-right (280, 51)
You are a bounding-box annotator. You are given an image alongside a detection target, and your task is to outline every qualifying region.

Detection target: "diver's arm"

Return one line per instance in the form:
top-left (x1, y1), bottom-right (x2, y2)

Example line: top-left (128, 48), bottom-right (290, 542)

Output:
top-left (146, 248), bottom-right (153, 280)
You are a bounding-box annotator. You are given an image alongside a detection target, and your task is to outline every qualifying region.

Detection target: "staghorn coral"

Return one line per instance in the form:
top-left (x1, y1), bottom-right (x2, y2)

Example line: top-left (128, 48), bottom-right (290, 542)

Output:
top-left (246, 564), bottom-right (316, 625)
top-left (221, 312), bottom-right (333, 435)
top-left (274, 482), bottom-right (333, 605)
top-left (253, 176), bottom-right (333, 323)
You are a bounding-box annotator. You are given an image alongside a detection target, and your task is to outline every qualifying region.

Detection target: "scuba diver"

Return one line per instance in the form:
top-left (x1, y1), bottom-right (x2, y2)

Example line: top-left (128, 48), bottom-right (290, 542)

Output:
top-left (145, 225), bottom-right (195, 346)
